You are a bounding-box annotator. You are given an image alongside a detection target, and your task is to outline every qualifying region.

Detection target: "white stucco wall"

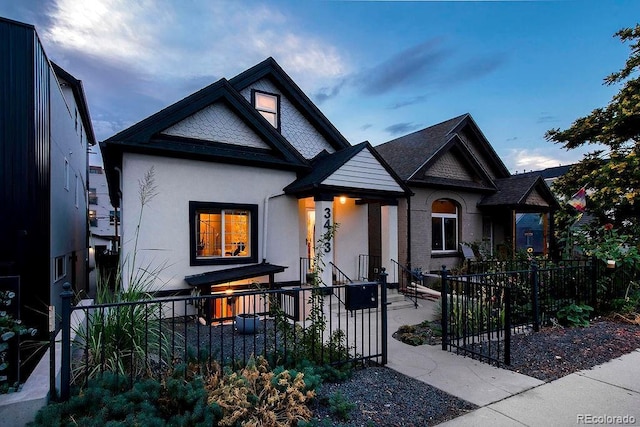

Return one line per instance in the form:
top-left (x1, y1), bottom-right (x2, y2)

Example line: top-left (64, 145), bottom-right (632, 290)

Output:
top-left (334, 198), bottom-right (368, 280)
top-left (119, 154), bottom-right (301, 291)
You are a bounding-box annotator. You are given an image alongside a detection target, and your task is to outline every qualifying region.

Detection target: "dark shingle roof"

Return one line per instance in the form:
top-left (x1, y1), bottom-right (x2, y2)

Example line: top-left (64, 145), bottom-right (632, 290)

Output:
top-left (375, 114), bottom-right (468, 180)
top-left (478, 174), bottom-right (559, 209)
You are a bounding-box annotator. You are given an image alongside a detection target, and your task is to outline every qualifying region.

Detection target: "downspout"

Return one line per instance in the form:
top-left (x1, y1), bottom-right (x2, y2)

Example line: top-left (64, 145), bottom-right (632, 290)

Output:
top-left (262, 192), bottom-right (285, 264)
top-left (406, 194), bottom-right (412, 271)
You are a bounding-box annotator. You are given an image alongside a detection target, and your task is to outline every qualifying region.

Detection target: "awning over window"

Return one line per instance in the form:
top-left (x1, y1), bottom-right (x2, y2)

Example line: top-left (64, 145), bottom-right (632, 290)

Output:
top-left (184, 263), bottom-right (287, 288)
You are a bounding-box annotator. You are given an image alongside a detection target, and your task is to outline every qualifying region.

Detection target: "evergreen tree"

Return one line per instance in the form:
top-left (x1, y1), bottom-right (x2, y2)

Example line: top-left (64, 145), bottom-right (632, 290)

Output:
top-left (546, 24), bottom-right (640, 236)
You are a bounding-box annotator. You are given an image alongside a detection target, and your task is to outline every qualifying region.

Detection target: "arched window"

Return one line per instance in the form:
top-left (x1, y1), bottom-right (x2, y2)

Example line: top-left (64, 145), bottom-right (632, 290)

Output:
top-left (432, 199), bottom-right (458, 252)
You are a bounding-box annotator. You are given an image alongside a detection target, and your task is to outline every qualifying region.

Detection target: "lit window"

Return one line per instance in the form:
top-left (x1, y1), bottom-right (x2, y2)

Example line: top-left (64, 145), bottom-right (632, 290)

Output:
top-left (254, 91), bottom-right (279, 128)
top-left (431, 199), bottom-right (459, 252)
top-left (190, 202), bottom-right (258, 265)
top-left (89, 210), bottom-right (97, 227)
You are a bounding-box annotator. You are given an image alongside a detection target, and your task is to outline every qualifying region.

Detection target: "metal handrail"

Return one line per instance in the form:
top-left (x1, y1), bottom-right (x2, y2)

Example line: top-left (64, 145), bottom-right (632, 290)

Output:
top-left (390, 259), bottom-right (419, 308)
top-left (329, 261), bottom-right (353, 284)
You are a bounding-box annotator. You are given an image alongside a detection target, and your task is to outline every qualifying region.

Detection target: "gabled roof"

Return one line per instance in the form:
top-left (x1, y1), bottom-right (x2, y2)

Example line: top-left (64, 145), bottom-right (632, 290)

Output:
top-left (102, 78), bottom-right (307, 166)
top-left (101, 77), bottom-right (311, 206)
top-left (284, 141), bottom-right (411, 199)
top-left (229, 57), bottom-right (351, 153)
top-left (478, 174), bottom-right (559, 211)
top-left (375, 113), bottom-right (510, 183)
top-left (407, 134), bottom-right (498, 192)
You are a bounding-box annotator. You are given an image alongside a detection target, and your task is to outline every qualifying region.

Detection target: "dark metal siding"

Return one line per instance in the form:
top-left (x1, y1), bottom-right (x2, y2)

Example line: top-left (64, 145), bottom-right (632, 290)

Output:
top-left (0, 19), bottom-right (51, 323)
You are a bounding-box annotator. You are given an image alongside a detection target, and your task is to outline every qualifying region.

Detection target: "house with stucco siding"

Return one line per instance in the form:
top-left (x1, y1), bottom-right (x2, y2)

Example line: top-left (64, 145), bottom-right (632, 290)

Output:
top-left (101, 58), bottom-right (410, 319)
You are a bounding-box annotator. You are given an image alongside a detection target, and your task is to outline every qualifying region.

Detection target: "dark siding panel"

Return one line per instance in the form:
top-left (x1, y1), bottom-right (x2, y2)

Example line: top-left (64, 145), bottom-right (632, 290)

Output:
top-left (0, 19), bottom-right (51, 319)
top-left (0, 20), bottom-right (35, 269)
top-left (32, 33), bottom-right (52, 312)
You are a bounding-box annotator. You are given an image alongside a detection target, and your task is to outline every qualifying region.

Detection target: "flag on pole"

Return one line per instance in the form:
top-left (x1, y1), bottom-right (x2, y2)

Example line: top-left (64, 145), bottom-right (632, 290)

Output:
top-left (568, 187), bottom-right (587, 212)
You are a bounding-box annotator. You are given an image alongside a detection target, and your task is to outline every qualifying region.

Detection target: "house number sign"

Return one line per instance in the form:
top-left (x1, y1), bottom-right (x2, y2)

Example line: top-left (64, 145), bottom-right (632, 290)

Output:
top-left (323, 207), bottom-right (332, 253)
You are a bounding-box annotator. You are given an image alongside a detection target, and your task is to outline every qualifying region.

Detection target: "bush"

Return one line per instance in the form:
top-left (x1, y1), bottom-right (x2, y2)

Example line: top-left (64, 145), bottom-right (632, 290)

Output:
top-left (204, 355), bottom-right (316, 426)
top-left (327, 391), bottom-right (356, 421)
top-left (29, 370), bottom-right (221, 426)
top-left (557, 303), bottom-right (594, 327)
top-left (0, 289), bottom-right (37, 393)
top-left (33, 355), bottom-right (324, 426)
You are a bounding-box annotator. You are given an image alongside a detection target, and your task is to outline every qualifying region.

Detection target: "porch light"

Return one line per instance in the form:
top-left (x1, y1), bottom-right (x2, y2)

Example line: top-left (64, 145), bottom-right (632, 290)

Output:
top-left (339, 196), bottom-right (347, 204)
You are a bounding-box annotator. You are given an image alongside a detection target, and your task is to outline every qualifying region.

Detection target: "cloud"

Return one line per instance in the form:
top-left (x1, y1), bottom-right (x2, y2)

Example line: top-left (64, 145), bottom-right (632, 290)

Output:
top-left (355, 39), bottom-right (450, 96)
top-left (32, 0), bottom-right (349, 140)
top-left (440, 53), bottom-right (506, 85)
top-left (316, 38), bottom-right (505, 106)
top-left (313, 79), bottom-right (348, 103)
top-left (536, 113), bottom-right (561, 124)
top-left (387, 95), bottom-right (428, 110)
top-left (506, 148), bottom-right (569, 173)
top-left (41, 0), bottom-right (346, 86)
top-left (384, 122), bottom-right (422, 136)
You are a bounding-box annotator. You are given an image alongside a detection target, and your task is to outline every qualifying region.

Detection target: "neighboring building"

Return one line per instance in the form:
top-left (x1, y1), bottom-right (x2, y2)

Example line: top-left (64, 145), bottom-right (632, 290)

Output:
top-left (101, 57), bottom-right (410, 318)
top-left (0, 18), bottom-right (96, 330)
top-left (376, 113), bottom-right (559, 273)
top-left (89, 165), bottom-right (118, 254)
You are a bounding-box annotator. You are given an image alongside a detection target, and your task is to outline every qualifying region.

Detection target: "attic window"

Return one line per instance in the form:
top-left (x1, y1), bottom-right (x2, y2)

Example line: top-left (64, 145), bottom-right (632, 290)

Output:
top-left (254, 91), bottom-right (279, 128)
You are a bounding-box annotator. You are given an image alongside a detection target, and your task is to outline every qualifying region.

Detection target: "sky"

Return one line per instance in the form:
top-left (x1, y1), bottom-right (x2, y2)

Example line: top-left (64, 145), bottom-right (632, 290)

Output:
top-left (1, 0), bottom-right (638, 173)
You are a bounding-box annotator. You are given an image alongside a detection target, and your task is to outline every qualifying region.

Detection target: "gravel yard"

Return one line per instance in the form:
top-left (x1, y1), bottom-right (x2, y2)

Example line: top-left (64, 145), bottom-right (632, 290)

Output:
top-left (172, 314), bottom-right (640, 426)
top-left (307, 318), bottom-right (640, 426)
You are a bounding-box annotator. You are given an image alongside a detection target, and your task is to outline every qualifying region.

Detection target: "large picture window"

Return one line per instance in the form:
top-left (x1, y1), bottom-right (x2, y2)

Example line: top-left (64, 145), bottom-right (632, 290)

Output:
top-left (431, 199), bottom-right (459, 253)
top-left (189, 201), bottom-right (258, 265)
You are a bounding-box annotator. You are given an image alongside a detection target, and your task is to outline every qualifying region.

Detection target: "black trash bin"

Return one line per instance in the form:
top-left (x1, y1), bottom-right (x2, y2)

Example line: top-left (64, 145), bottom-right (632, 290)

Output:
top-left (345, 281), bottom-right (378, 310)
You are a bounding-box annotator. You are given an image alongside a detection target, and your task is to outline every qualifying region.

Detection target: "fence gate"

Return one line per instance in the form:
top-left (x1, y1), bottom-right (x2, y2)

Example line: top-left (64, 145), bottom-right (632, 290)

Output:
top-left (440, 268), bottom-right (513, 366)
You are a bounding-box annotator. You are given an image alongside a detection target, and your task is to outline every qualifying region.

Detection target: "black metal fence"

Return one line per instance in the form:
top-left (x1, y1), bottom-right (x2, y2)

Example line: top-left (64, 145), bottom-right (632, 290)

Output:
top-left (58, 277), bottom-right (389, 400)
top-left (440, 259), bottom-right (634, 366)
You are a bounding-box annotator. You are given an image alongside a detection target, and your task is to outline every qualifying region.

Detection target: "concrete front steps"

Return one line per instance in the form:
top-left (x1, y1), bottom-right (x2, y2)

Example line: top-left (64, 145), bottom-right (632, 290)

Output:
top-left (326, 285), bottom-right (433, 313)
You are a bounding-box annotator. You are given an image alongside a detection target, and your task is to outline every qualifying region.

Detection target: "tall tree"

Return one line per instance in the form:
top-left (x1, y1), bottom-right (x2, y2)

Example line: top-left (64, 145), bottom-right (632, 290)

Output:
top-left (546, 24), bottom-right (640, 236)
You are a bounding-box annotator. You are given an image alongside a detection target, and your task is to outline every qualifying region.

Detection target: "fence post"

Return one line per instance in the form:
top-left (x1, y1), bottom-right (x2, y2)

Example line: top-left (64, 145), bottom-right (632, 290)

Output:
top-left (530, 261), bottom-right (539, 332)
top-left (591, 256), bottom-right (599, 310)
top-left (379, 268), bottom-right (388, 365)
top-left (441, 266), bottom-right (448, 351)
top-left (60, 282), bottom-right (73, 401)
top-left (504, 284), bottom-right (511, 366)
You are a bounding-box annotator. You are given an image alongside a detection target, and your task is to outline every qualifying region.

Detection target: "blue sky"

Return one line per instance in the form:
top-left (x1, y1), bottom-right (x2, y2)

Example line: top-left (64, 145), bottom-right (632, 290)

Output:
top-left (2, 0), bottom-right (638, 172)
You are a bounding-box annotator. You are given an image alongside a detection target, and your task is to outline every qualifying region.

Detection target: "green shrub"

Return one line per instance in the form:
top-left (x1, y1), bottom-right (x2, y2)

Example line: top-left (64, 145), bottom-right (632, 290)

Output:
top-left (327, 391), bottom-right (356, 421)
top-left (29, 371), bottom-right (221, 426)
top-left (557, 303), bottom-right (594, 327)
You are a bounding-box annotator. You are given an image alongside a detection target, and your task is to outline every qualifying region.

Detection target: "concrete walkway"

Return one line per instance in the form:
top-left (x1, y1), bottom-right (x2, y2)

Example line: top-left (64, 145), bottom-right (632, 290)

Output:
top-left (386, 298), bottom-right (640, 426)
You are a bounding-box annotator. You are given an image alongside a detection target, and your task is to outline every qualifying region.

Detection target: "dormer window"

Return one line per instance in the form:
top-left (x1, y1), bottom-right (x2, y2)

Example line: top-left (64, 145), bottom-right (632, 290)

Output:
top-left (254, 91), bottom-right (279, 128)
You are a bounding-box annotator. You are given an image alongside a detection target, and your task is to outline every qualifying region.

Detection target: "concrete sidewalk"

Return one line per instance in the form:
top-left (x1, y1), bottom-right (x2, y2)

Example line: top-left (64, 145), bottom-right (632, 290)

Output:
top-left (440, 349), bottom-right (640, 426)
top-left (385, 298), bottom-right (640, 426)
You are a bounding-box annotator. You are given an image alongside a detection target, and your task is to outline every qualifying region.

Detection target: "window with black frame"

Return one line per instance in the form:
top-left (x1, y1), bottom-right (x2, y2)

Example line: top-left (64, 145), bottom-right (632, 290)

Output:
top-left (190, 201), bottom-right (258, 265)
